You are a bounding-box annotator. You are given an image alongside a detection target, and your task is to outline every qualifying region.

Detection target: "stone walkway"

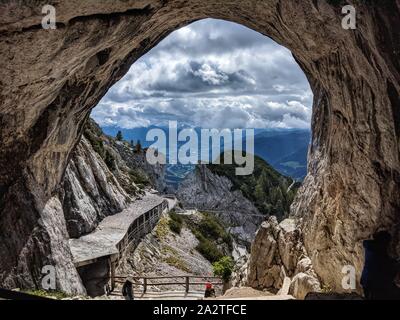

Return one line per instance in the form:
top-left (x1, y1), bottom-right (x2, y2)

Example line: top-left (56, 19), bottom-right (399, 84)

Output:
top-left (69, 193), bottom-right (165, 266)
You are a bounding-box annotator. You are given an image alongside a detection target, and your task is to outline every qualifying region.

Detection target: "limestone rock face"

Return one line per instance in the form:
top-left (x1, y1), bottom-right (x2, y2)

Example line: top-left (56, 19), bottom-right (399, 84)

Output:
top-left (61, 137), bottom-right (130, 238)
top-left (247, 216), bottom-right (321, 298)
top-left (289, 273), bottom-right (322, 300)
top-left (0, 0), bottom-right (399, 292)
top-left (112, 141), bottom-right (166, 193)
top-left (177, 165), bottom-right (262, 244)
top-left (40, 197), bottom-right (87, 295)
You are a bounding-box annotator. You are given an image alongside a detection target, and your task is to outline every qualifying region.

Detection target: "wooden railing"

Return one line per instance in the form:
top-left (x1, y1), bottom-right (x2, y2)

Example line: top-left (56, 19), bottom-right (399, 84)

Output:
top-left (113, 275), bottom-right (223, 294)
top-left (114, 199), bottom-right (169, 263)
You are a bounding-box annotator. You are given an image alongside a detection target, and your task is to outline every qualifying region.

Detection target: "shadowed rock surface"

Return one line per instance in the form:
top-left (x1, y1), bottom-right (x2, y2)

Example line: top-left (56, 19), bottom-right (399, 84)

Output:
top-left (0, 0), bottom-right (399, 294)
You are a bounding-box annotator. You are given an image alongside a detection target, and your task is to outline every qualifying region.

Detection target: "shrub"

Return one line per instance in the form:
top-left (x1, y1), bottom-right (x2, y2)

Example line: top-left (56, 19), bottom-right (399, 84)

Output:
top-left (155, 216), bottom-right (169, 240)
top-left (104, 149), bottom-right (116, 171)
top-left (168, 211), bottom-right (183, 234)
top-left (84, 129), bottom-right (105, 158)
top-left (198, 213), bottom-right (232, 251)
top-left (195, 236), bottom-right (223, 263)
top-left (168, 219), bottom-right (182, 235)
top-left (212, 256), bottom-right (234, 282)
top-left (182, 212), bottom-right (232, 263)
top-left (127, 168), bottom-right (149, 186)
top-left (116, 130), bottom-right (123, 141)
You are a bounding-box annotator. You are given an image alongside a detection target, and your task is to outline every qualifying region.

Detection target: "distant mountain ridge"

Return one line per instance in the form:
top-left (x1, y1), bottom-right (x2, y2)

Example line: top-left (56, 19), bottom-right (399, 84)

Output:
top-left (101, 125), bottom-right (310, 182)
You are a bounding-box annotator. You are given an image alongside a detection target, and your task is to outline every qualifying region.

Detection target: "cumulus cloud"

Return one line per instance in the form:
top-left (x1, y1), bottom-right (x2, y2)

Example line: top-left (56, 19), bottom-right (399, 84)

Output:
top-left (92, 18), bottom-right (313, 129)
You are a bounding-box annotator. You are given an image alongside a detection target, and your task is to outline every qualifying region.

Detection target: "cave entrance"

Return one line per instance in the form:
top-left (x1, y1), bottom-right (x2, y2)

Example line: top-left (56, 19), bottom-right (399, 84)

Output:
top-left (91, 18), bottom-right (312, 189)
top-left (79, 18), bottom-right (313, 296)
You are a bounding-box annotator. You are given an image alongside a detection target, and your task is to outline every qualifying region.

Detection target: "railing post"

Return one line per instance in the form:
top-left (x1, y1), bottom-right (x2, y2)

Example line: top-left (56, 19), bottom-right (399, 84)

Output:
top-left (143, 278), bottom-right (147, 293)
top-left (110, 261), bottom-right (115, 292)
top-left (185, 276), bottom-right (189, 293)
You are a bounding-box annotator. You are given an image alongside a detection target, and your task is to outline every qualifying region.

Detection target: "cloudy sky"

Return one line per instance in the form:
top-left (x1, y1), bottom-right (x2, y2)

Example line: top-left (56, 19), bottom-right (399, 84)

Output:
top-left (92, 19), bottom-right (313, 129)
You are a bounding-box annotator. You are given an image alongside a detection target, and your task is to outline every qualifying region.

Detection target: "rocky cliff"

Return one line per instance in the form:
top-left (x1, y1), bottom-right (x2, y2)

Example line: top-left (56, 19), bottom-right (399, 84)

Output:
top-left (177, 165), bottom-right (263, 245)
top-left (61, 119), bottom-right (166, 239)
top-left (246, 216), bottom-right (321, 299)
top-left (177, 156), bottom-right (298, 246)
top-left (0, 117), bottom-right (165, 293)
top-left (60, 137), bottom-right (130, 238)
top-left (0, 0), bottom-right (399, 294)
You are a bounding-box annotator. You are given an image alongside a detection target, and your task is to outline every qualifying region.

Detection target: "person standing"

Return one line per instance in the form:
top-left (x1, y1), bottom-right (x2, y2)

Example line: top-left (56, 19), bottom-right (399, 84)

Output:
top-left (122, 279), bottom-right (134, 300)
top-left (204, 282), bottom-right (215, 298)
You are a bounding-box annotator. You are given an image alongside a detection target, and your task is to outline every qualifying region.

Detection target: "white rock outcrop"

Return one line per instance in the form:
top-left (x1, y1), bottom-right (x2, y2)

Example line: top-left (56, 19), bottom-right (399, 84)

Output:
top-left (247, 216), bottom-right (321, 299)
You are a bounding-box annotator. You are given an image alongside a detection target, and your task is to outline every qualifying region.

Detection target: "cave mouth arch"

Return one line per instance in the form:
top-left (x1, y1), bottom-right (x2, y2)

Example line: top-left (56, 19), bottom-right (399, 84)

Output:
top-left (0, 1), bottom-right (399, 294)
top-left (92, 17), bottom-right (313, 186)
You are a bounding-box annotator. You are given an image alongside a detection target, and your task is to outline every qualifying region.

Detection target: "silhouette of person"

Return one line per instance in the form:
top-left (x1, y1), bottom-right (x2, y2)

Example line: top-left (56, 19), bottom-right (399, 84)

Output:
top-left (361, 231), bottom-right (400, 300)
top-left (122, 279), bottom-right (134, 300)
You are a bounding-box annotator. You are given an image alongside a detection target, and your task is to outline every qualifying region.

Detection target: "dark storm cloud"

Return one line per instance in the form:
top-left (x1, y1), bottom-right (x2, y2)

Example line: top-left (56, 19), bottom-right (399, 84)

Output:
top-left (93, 19), bottom-right (313, 129)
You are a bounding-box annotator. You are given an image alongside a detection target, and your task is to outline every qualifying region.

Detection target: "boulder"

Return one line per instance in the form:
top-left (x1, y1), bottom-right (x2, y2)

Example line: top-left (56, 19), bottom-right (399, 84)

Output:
top-left (289, 272), bottom-right (321, 300)
top-left (247, 216), bottom-right (308, 292)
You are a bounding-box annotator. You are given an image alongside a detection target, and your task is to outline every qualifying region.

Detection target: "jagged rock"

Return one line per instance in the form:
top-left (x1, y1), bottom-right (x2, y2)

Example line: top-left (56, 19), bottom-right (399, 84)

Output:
top-left (296, 257), bottom-right (314, 274)
top-left (61, 137), bottom-right (130, 238)
top-left (247, 217), bottom-right (282, 290)
top-left (0, 1), bottom-right (399, 292)
top-left (277, 219), bottom-right (303, 273)
top-left (40, 197), bottom-right (87, 295)
top-left (277, 276), bottom-right (292, 296)
top-left (112, 141), bottom-right (166, 193)
top-left (247, 216), bottom-right (319, 298)
top-left (177, 165), bottom-right (262, 244)
top-left (289, 272), bottom-right (321, 300)
top-left (231, 254), bottom-right (249, 287)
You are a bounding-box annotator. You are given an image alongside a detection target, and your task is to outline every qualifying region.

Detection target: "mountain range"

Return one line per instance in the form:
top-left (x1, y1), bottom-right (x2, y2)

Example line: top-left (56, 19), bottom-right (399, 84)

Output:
top-left (101, 125), bottom-right (310, 184)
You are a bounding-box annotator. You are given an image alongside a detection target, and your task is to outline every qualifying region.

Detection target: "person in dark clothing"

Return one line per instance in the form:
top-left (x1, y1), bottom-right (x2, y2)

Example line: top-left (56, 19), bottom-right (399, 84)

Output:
top-left (361, 231), bottom-right (400, 300)
top-left (122, 280), bottom-right (134, 300)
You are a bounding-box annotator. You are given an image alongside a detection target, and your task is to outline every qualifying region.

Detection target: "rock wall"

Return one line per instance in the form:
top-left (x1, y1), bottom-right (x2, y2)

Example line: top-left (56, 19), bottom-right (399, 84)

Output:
top-left (60, 137), bottom-right (130, 238)
top-left (177, 165), bottom-right (262, 244)
top-left (62, 117), bottom-right (168, 240)
top-left (0, 0), bottom-right (399, 292)
top-left (246, 216), bottom-right (321, 299)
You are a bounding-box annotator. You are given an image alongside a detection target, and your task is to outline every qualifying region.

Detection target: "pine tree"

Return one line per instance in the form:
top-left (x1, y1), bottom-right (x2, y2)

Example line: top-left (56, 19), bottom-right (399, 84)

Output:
top-left (116, 130), bottom-right (123, 141)
top-left (135, 139), bottom-right (142, 153)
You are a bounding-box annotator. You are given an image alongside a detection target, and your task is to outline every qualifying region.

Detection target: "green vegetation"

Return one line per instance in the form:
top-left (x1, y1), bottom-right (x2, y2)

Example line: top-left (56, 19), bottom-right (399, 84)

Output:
top-left (116, 130), bottom-right (123, 141)
top-left (168, 211), bottom-right (183, 235)
top-left (184, 212), bottom-right (232, 263)
top-left (212, 256), bottom-right (234, 282)
top-left (83, 119), bottom-right (116, 171)
top-left (164, 255), bottom-right (191, 273)
top-left (135, 140), bottom-right (142, 153)
top-left (84, 122), bottom-right (106, 158)
top-left (127, 168), bottom-right (149, 186)
top-left (83, 119), bottom-right (152, 194)
top-left (155, 216), bottom-right (170, 240)
top-left (209, 152), bottom-right (298, 220)
top-left (104, 149), bottom-right (116, 171)
top-left (195, 233), bottom-right (224, 263)
top-left (197, 212), bottom-right (232, 251)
